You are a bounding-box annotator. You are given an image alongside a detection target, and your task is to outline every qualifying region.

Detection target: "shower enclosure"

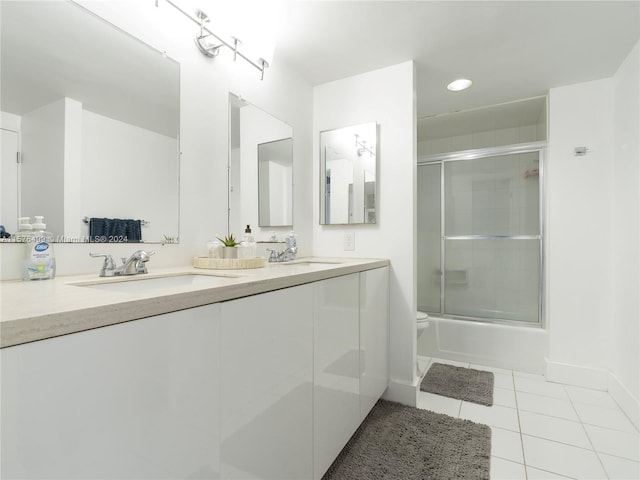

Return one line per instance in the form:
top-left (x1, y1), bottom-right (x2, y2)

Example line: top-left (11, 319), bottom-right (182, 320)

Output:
top-left (418, 144), bottom-right (544, 326)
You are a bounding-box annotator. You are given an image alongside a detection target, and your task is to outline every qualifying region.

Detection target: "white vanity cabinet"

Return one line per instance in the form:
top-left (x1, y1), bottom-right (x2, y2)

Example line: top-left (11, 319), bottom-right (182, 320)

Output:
top-left (313, 273), bottom-right (361, 480)
top-left (219, 284), bottom-right (314, 480)
top-left (1, 304), bottom-right (222, 480)
top-left (359, 266), bottom-right (390, 420)
top-left (0, 263), bottom-right (389, 480)
top-left (313, 267), bottom-right (390, 480)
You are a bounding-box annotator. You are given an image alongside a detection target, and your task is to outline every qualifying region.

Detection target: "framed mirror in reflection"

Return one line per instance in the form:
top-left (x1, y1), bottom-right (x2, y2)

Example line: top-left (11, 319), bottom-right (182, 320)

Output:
top-left (0, 1), bottom-right (180, 243)
top-left (320, 122), bottom-right (378, 225)
top-left (258, 138), bottom-right (293, 227)
top-left (229, 93), bottom-right (293, 236)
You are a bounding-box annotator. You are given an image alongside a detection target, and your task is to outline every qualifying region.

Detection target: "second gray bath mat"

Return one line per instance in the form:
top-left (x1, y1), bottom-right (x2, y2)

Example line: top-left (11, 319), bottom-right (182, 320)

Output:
top-left (420, 362), bottom-right (494, 406)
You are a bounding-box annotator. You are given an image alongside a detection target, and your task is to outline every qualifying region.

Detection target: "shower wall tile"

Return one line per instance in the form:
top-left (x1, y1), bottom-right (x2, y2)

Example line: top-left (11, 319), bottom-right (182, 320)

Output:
top-left (451, 134), bottom-right (473, 151)
top-left (518, 125), bottom-right (538, 142)
top-left (472, 131), bottom-right (496, 149)
top-left (495, 127), bottom-right (519, 146)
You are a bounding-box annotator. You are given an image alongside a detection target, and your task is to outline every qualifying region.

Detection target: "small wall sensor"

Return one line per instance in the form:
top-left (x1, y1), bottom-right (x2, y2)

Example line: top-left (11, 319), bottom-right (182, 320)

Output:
top-left (574, 147), bottom-right (588, 156)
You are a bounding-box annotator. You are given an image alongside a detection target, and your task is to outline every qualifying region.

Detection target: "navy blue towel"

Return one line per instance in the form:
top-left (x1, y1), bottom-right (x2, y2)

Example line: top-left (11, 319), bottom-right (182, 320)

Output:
top-left (89, 218), bottom-right (142, 243)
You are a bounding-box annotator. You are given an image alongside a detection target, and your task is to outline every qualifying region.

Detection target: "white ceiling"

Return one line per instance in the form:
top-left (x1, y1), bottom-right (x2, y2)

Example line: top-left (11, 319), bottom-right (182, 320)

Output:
top-left (1, 1), bottom-right (180, 138)
top-left (2, 1), bottom-right (637, 138)
top-left (275, 1), bottom-right (640, 119)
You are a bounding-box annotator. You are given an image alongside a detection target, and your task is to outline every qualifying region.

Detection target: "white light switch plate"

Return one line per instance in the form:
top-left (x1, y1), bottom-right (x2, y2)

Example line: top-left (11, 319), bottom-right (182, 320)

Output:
top-left (344, 232), bottom-right (355, 251)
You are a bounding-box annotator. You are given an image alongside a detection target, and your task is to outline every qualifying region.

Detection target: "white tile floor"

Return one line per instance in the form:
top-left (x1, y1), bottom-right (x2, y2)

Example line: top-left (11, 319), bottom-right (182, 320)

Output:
top-left (417, 357), bottom-right (640, 480)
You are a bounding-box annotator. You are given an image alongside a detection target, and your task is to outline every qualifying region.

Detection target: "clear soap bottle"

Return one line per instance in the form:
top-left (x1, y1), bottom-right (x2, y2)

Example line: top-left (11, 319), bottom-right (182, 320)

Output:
top-left (241, 224), bottom-right (256, 258)
top-left (22, 216), bottom-right (56, 280)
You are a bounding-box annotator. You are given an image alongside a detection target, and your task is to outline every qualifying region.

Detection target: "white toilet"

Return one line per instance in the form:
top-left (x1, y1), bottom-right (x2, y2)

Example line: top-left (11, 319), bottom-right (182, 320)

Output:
top-left (417, 311), bottom-right (430, 338)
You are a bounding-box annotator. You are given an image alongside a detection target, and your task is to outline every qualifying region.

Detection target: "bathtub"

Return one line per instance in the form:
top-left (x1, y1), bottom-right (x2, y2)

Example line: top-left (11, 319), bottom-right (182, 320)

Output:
top-left (417, 316), bottom-right (548, 374)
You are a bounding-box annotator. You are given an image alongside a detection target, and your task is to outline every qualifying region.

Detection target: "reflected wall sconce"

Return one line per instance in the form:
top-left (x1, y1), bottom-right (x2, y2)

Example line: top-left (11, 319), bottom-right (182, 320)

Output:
top-left (157, 0), bottom-right (272, 80)
top-left (355, 134), bottom-right (375, 157)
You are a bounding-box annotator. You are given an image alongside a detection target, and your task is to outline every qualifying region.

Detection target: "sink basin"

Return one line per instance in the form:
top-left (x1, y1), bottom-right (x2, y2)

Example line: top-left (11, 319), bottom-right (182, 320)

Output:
top-left (71, 274), bottom-right (233, 293)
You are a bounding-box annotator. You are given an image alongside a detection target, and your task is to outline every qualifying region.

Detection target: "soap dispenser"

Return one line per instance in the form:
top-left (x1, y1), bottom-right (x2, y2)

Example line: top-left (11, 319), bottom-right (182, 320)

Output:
top-left (22, 216), bottom-right (56, 281)
top-left (17, 217), bottom-right (33, 242)
top-left (240, 225), bottom-right (256, 258)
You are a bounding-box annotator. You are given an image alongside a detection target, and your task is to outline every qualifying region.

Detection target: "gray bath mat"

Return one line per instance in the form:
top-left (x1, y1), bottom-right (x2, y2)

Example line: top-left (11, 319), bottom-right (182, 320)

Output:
top-left (322, 399), bottom-right (491, 480)
top-left (421, 363), bottom-right (494, 406)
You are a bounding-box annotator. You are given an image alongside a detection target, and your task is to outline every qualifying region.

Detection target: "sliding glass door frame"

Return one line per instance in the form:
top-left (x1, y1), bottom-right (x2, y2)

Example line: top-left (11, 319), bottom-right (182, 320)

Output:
top-left (418, 141), bottom-right (546, 328)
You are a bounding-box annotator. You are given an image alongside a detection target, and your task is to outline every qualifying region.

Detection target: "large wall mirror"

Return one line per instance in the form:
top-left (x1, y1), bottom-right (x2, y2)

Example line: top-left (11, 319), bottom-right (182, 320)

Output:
top-left (229, 93), bottom-right (293, 236)
top-left (0, 1), bottom-right (180, 243)
top-left (320, 122), bottom-right (378, 225)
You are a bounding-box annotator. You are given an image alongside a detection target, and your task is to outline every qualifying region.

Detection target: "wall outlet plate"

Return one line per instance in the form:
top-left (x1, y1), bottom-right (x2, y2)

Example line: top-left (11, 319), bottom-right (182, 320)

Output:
top-left (344, 232), bottom-right (355, 251)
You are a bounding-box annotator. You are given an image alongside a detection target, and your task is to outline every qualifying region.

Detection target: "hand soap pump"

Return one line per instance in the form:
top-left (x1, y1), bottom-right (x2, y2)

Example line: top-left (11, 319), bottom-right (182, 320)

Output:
top-left (241, 225), bottom-right (256, 258)
top-left (22, 216), bottom-right (56, 281)
top-left (17, 217), bottom-right (33, 243)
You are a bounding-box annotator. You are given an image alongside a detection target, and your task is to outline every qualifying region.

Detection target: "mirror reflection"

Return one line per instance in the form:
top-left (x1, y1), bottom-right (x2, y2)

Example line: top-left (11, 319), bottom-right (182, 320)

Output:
top-left (0, 1), bottom-right (180, 243)
top-left (320, 122), bottom-right (377, 225)
top-left (229, 94), bottom-right (293, 236)
top-left (258, 138), bottom-right (293, 227)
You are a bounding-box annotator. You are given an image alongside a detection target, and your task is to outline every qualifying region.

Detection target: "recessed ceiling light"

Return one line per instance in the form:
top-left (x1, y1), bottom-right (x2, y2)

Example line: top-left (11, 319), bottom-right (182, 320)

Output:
top-left (447, 78), bottom-right (473, 91)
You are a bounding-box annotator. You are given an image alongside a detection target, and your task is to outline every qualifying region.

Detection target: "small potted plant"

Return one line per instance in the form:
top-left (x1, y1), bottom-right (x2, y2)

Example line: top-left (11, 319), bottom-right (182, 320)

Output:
top-left (217, 234), bottom-right (239, 259)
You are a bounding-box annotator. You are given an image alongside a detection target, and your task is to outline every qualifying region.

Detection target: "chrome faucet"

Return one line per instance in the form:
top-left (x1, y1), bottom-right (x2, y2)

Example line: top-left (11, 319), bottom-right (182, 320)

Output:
top-left (90, 250), bottom-right (155, 277)
top-left (267, 246), bottom-right (297, 263)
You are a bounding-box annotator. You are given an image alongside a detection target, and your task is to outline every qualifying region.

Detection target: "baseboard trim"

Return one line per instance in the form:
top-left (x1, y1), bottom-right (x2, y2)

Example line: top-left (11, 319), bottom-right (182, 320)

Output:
top-left (609, 372), bottom-right (640, 430)
top-left (382, 378), bottom-right (418, 407)
top-left (545, 359), bottom-right (608, 390)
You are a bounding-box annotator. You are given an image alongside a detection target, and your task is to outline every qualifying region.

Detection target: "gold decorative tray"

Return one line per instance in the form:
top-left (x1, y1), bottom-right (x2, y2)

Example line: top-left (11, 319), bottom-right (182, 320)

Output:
top-left (192, 256), bottom-right (265, 270)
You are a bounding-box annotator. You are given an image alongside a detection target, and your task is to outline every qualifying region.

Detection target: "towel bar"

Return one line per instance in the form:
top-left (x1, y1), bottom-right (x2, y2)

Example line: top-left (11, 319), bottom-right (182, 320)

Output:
top-left (82, 216), bottom-right (149, 226)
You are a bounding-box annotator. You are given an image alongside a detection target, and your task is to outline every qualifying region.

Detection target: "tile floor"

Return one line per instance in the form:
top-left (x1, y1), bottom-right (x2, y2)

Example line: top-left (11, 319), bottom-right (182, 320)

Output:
top-left (417, 357), bottom-right (640, 480)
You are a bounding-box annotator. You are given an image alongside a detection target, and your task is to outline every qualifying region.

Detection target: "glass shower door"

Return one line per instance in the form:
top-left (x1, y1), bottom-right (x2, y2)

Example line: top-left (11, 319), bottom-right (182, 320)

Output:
top-left (417, 149), bottom-right (543, 325)
top-left (417, 164), bottom-right (442, 314)
top-left (443, 152), bottom-right (541, 323)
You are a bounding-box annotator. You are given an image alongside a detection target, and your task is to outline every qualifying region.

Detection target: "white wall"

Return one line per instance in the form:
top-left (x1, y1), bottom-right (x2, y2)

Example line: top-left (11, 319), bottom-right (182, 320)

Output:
top-left (63, 98), bottom-right (83, 238)
top-left (610, 41), bottom-right (639, 428)
top-left (20, 99), bottom-right (67, 237)
top-left (546, 79), bottom-right (615, 389)
top-left (547, 45), bottom-right (640, 429)
top-left (1, 0), bottom-right (313, 279)
top-left (80, 110), bottom-right (178, 242)
top-left (313, 61), bottom-right (417, 404)
top-left (1, 112), bottom-right (22, 234)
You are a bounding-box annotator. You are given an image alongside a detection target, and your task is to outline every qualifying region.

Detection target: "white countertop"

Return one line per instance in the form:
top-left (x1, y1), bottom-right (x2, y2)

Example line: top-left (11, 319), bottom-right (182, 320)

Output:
top-left (0, 257), bottom-right (388, 348)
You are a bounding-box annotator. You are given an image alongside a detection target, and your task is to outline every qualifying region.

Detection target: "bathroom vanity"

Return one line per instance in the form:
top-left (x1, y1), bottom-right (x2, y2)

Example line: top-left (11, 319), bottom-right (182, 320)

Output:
top-left (1, 258), bottom-right (389, 479)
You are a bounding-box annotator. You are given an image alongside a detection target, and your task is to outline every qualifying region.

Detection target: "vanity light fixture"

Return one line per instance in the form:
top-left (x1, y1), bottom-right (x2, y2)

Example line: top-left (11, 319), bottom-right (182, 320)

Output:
top-left (447, 78), bottom-right (473, 91)
top-left (194, 11), bottom-right (223, 57)
top-left (158, 0), bottom-right (271, 80)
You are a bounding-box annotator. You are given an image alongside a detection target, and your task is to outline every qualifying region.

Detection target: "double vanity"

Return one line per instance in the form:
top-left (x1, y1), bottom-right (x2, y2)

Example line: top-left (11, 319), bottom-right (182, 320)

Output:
top-left (1, 258), bottom-right (389, 479)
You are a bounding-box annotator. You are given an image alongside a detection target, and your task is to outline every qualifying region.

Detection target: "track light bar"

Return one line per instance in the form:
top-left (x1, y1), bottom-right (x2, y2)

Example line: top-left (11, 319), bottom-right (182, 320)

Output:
top-left (158, 0), bottom-right (270, 80)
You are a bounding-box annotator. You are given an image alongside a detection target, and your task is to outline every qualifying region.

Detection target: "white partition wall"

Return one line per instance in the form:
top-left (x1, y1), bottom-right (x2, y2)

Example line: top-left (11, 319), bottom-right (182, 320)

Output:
top-left (313, 61), bottom-right (416, 404)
